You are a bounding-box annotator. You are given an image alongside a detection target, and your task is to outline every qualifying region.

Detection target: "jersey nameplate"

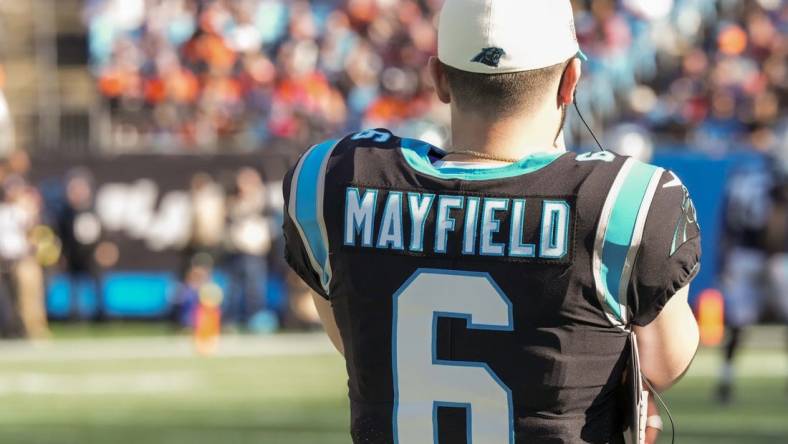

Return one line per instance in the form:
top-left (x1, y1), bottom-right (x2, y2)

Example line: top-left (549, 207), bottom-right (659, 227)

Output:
top-left (343, 186), bottom-right (574, 262)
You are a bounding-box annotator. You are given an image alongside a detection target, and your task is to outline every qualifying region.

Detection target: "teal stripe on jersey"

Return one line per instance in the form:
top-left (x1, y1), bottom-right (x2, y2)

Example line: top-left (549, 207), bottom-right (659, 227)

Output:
top-left (292, 139), bottom-right (338, 293)
top-left (600, 161), bottom-right (661, 321)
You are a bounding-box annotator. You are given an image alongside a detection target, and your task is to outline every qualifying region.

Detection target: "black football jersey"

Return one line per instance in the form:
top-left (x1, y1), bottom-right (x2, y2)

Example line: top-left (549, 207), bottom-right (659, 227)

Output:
top-left (283, 129), bottom-right (701, 444)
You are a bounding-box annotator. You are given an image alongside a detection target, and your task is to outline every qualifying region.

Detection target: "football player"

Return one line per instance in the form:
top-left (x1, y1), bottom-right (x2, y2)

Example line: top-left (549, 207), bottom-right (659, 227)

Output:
top-left (284, 0), bottom-right (701, 442)
top-left (717, 158), bottom-right (788, 403)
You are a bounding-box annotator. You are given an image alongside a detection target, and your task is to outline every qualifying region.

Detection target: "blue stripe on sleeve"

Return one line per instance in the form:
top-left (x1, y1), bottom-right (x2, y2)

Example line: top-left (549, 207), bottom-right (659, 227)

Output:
top-left (293, 139), bottom-right (338, 293)
top-left (600, 161), bottom-right (660, 321)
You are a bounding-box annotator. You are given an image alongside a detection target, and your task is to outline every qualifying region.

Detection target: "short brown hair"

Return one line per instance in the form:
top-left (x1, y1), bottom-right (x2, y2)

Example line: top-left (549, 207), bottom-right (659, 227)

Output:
top-left (441, 60), bottom-right (568, 117)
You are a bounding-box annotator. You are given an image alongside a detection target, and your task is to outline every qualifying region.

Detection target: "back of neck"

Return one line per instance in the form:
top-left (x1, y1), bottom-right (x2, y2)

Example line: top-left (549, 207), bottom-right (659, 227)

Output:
top-left (448, 107), bottom-right (566, 162)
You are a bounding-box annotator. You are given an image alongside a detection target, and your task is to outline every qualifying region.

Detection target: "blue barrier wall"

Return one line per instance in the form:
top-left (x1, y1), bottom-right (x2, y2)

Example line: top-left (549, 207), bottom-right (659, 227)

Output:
top-left (47, 271), bottom-right (287, 319)
top-left (652, 150), bottom-right (767, 303)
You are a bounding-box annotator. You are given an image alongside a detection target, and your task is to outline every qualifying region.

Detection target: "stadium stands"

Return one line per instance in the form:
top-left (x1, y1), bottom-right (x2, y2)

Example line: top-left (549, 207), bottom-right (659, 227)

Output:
top-left (85, 0), bottom-right (786, 153)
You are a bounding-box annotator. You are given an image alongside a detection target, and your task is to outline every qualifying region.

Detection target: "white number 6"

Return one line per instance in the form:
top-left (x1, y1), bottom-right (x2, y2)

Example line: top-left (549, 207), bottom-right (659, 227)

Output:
top-left (393, 269), bottom-right (514, 444)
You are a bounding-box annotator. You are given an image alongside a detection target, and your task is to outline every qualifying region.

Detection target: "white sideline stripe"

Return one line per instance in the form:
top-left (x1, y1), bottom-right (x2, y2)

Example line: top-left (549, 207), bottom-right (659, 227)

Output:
top-left (0, 371), bottom-right (200, 395)
top-left (0, 334), bottom-right (783, 378)
top-left (0, 333), bottom-right (336, 363)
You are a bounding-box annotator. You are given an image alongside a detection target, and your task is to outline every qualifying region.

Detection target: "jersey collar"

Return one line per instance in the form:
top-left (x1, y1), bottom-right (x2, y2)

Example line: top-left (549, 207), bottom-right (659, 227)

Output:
top-left (399, 138), bottom-right (566, 181)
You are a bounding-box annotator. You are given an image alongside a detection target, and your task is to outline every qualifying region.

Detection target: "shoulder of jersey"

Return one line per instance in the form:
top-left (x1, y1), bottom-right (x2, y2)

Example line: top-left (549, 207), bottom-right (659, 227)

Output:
top-left (300, 128), bottom-right (401, 164)
top-left (568, 150), bottom-right (629, 173)
top-left (569, 152), bottom-right (680, 202)
top-left (288, 129), bottom-right (402, 190)
top-left (337, 128), bottom-right (401, 150)
top-left (302, 127), bottom-right (398, 151)
top-left (293, 127), bottom-right (397, 164)
top-left (571, 151), bottom-right (669, 173)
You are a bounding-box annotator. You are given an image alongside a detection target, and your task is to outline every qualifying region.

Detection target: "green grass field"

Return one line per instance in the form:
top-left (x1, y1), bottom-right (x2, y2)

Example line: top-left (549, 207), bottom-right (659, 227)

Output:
top-left (0, 326), bottom-right (785, 444)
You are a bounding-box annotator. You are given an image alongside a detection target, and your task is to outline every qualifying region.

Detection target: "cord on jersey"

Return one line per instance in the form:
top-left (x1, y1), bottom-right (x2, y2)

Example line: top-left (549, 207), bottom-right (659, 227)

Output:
top-left (643, 378), bottom-right (676, 444)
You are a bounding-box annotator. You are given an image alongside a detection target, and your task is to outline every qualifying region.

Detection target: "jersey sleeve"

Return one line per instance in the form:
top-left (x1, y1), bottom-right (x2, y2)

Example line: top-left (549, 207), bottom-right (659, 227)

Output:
top-left (628, 171), bottom-right (701, 326)
top-left (281, 130), bottom-right (393, 300)
top-left (281, 146), bottom-right (333, 301)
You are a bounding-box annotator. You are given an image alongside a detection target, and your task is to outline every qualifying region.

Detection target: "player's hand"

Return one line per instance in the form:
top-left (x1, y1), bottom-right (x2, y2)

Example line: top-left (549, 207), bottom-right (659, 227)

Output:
top-left (644, 393), bottom-right (661, 444)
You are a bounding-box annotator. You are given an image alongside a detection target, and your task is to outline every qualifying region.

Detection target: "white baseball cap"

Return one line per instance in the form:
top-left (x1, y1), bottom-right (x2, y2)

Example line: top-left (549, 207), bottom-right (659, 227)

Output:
top-left (438, 0), bottom-right (585, 74)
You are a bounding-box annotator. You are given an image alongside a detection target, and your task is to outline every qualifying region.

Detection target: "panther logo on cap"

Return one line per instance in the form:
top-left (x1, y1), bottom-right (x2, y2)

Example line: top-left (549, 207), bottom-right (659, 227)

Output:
top-left (471, 47), bottom-right (506, 68)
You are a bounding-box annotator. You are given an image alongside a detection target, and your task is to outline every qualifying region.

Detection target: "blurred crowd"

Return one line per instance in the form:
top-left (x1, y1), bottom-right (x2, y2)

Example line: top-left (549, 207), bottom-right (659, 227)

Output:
top-left (0, 151), bottom-right (320, 340)
top-left (0, 151), bottom-right (52, 339)
top-left (176, 166), bottom-right (321, 333)
top-left (573, 0), bottom-right (786, 155)
top-left (86, 0), bottom-right (786, 153)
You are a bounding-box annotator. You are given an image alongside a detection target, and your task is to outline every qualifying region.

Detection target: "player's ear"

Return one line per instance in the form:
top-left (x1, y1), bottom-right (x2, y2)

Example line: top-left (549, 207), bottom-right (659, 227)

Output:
top-left (558, 58), bottom-right (582, 107)
top-left (428, 57), bottom-right (452, 104)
